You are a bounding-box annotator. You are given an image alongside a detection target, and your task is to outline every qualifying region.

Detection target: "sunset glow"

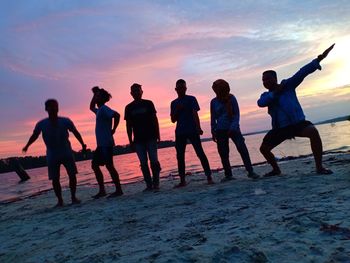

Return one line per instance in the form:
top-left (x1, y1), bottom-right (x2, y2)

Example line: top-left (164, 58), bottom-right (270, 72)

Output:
top-left (0, 1), bottom-right (349, 158)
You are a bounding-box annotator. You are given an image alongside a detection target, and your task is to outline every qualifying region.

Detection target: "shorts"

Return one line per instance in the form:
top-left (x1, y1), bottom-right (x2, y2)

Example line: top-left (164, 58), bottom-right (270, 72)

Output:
top-left (92, 147), bottom-right (114, 166)
top-left (262, 120), bottom-right (313, 148)
top-left (47, 154), bottom-right (77, 180)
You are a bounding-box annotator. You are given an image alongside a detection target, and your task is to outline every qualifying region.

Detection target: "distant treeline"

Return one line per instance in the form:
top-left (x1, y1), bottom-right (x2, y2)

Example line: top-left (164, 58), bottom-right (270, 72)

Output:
top-left (0, 140), bottom-right (175, 174)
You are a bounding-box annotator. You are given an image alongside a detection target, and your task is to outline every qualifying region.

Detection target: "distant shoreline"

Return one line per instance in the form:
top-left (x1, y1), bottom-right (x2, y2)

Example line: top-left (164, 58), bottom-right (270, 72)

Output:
top-left (0, 116), bottom-right (348, 174)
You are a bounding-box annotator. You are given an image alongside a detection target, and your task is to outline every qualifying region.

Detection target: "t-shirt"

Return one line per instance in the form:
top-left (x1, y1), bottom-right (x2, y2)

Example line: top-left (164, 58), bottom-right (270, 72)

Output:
top-left (92, 104), bottom-right (117, 147)
top-left (33, 117), bottom-right (75, 161)
top-left (124, 99), bottom-right (158, 143)
top-left (170, 95), bottom-right (200, 135)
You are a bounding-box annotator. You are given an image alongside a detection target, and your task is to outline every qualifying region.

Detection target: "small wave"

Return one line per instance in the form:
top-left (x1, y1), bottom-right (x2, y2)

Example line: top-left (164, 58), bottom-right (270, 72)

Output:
top-left (325, 145), bottom-right (350, 153)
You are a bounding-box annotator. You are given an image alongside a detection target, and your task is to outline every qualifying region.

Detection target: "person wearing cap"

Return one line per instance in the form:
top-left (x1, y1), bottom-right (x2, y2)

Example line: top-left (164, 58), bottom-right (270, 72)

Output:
top-left (258, 44), bottom-right (334, 177)
top-left (90, 87), bottom-right (123, 198)
top-left (124, 83), bottom-right (161, 191)
top-left (22, 99), bottom-right (86, 207)
top-left (171, 79), bottom-right (214, 187)
top-left (211, 79), bottom-right (259, 181)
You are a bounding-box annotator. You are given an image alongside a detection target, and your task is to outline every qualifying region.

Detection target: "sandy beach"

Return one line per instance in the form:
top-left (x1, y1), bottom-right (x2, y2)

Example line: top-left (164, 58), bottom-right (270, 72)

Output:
top-left (0, 152), bottom-right (349, 262)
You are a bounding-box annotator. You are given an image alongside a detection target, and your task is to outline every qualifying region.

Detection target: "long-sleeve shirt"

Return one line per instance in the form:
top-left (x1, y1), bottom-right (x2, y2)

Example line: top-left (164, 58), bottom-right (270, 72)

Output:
top-left (257, 59), bottom-right (321, 129)
top-left (211, 95), bottom-right (240, 132)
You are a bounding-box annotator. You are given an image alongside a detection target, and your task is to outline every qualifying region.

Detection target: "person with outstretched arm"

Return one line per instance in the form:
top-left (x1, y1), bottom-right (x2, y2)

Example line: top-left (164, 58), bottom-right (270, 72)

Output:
top-left (257, 44), bottom-right (335, 177)
top-left (90, 86), bottom-right (123, 198)
top-left (23, 99), bottom-right (86, 207)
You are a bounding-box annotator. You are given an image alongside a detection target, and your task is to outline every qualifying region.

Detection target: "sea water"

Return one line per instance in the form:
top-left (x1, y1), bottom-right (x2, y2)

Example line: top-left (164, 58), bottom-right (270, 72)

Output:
top-left (1, 121), bottom-right (349, 203)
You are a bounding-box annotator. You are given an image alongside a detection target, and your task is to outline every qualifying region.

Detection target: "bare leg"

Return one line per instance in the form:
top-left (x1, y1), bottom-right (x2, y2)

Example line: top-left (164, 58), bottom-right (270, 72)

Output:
top-left (106, 163), bottom-right (123, 196)
top-left (92, 163), bottom-right (106, 198)
top-left (296, 125), bottom-right (332, 174)
top-left (68, 173), bottom-right (80, 204)
top-left (52, 178), bottom-right (64, 206)
top-left (260, 142), bottom-right (281, 176)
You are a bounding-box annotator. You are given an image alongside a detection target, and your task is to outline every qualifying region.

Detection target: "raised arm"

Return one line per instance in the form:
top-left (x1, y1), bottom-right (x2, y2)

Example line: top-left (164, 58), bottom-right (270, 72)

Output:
top-left (282, 43), bottom-right (335, 90)
top-left (89, 94), bottom-right (98, 113)
top-left (317, 43), bottom-right (335, 62)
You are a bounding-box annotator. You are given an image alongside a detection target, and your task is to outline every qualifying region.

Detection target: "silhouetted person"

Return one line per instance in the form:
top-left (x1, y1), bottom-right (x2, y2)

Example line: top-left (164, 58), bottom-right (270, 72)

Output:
top-left (7, 157), bottom-right (31, 183)
top-left (211, 79), bottom-right (259, 181)
top-left (22, 99), bottom-right (86, 207)
top-left (125, 83), bottom-right (161, 191)
top-left (90, 86), bottom-right (123, 198)
top-left (170, 79), bottom-right (213, 187)
top-left (258, 44), bottom-right (335, 176)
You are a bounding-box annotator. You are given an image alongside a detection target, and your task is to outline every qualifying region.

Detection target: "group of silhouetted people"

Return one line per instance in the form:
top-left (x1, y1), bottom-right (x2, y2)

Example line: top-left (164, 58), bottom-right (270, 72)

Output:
top-left (22, 44), bottom-right (334, 207)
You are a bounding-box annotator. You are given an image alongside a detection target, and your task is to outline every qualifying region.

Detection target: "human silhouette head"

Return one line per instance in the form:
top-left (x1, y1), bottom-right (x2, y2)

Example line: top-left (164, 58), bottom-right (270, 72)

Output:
top-left (175, 79), bottom-right (187, 97)
top-left (130, 83), bottom-right (143, 101)
top-left (95, 88), bottom-right (112, 106)
top-left (45, 99), bottom-right (59, 117)
top-left (92, 86), bottom-right (100, 94)
top-left (262, 70), bottom-right (278, 90)
top-left (212, 79), bottom-right (230, 101)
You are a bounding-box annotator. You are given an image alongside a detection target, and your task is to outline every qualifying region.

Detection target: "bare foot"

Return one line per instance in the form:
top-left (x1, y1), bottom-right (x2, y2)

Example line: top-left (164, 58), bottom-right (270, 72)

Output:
top-left (143, 187), bottom-right (153, 192)
top-left (247, 171), bottom-right (260, 180)
top-left (207, 178), bottom-right (215, 185)
top-left (317, 167), bottom-right (333, 175)
top-left (174, 181), bottom-right (187, 188)
top-left (220, 176), bottom-right (235, 182)
top-left (71, 198), bottom-right (81, 205)
top-left (92, 191), bottom-right (107, 199)
top-left (107, 190), bottom-right (123, 198)
top-left (54, 200), bottom-right (64, 208)
top-left (263, 169), bottom-right (281, 177)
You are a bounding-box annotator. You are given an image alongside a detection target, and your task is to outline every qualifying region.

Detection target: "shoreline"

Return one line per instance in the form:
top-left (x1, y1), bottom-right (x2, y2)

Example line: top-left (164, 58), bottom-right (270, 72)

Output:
top-left (1, 119), bottom-right (348, 174)
top-left (1, 149), bottom-right (348, 205)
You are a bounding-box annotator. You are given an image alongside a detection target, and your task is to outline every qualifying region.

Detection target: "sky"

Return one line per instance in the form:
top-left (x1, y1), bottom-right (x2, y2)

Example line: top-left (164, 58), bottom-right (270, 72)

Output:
top-left (0, 0), bottom-right (350, 158)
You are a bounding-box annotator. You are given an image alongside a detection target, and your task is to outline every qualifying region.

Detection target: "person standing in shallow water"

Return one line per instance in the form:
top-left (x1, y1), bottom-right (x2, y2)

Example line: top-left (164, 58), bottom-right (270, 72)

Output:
top-left (124, 83), bottom-right (161, 191)
top-left (6, 157), bottom-right (31, 183)
top-left (22, 99), bottom-right (86, 207)
top-left (211, 79), bottom-right (260, 181)
top-left (90, 86), bottom-right (123, 198)
top-left (258, 44), bottom-right (335, 177)
top-left (170, 79), bottom-right (214, 187)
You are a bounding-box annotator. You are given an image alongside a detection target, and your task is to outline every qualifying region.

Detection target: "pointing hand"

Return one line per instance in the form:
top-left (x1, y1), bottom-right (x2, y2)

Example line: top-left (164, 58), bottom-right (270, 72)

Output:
top-left (318, 43), bottom-right (335, 61)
